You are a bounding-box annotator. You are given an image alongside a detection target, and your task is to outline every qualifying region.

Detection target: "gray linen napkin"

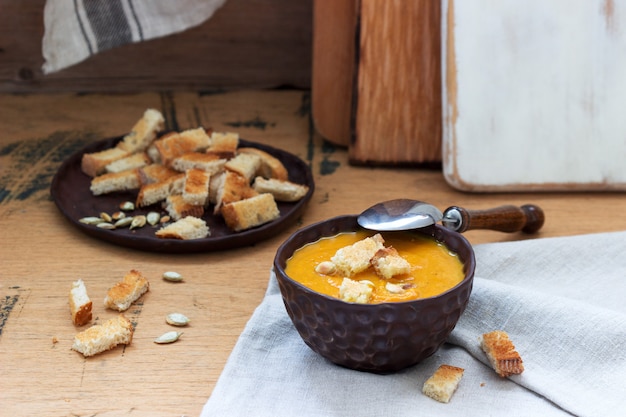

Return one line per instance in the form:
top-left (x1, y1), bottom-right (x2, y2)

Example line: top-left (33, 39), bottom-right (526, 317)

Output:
top-left (42, 0), bottom-right (227, 73)
top-left (201, 231), bottom-right (626, 417)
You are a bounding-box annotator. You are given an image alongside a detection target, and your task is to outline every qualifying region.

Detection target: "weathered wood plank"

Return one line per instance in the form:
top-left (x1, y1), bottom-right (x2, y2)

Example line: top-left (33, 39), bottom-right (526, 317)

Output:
top-left (351, 0), bottom-right (442, 165)
top-left (311, 0), bottom-right (356, 147)
top-left (0, 0), bottom-right (312, 93)
top-left (311, 0), bottom-right (442, 164)
top-left (442, 0), bottom-right (626, 191)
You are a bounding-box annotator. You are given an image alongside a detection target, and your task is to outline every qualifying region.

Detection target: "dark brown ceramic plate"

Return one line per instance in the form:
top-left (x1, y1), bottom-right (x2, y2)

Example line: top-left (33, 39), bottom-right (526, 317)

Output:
top-left (51, 136), bottom-right (314, 253)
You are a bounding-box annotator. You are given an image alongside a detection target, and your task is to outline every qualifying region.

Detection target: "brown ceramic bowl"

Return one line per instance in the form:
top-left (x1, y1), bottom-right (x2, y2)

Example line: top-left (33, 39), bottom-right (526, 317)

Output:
top-left (273, 215), bottom-right (476, 373)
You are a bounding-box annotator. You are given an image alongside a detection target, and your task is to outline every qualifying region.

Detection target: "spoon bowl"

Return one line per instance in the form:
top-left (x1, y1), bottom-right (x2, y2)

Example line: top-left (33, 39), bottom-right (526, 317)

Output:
top-left (358, 199), bottom-right (545, 234)
top-left (357, 199), bottom-right (442, 231)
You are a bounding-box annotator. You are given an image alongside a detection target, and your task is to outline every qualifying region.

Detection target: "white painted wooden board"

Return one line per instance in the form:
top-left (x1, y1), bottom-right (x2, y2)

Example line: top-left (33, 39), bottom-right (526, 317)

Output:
top-left (442, 0), bottom-right (626, 191)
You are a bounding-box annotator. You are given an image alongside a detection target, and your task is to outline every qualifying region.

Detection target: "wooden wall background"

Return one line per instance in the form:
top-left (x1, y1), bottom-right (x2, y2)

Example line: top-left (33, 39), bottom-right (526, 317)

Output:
top-left (0, 0), bottom-right (313, 93)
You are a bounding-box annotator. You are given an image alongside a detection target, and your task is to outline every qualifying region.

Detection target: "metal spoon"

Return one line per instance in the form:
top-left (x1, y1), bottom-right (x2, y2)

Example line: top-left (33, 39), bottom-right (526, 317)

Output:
top-left (357, 199), bottom-right (545, 233)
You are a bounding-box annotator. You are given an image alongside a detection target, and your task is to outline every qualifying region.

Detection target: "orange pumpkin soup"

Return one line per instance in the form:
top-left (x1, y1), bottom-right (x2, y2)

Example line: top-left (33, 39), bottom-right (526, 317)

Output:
top-left (285, 231), bottom-right (464, 303)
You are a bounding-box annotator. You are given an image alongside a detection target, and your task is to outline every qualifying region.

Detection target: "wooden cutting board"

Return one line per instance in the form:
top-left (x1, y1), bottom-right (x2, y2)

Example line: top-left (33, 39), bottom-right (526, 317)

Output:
top-left (312, 0), bottom-right (442, 165)
top-left (442, 0), bottom-right (626, 191)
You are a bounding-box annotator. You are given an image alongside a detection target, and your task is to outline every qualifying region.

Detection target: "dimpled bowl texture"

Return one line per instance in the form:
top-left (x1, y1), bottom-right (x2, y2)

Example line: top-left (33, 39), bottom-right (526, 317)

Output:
top-left (273, 215), bottom-right (476, 373)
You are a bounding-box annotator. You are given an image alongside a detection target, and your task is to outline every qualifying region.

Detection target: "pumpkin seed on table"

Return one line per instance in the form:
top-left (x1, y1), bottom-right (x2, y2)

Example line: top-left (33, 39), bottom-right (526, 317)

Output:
top-left (146, 211), bottom-right (161, 225)
top-left (166, 313), bottom-right (190, 327)
top-left (99, 212), bottom-right (112, 222)
top-left (119, 201), bottom-right (135, 211)
top-left (114, 216), bottom-right (133, 228)
top-left (154, 331), bottom-right (183, 344)
top-left (130, 215), bottom-right (146, 229)
top-left (79, 216), bottom-right (104, 225)
top-left (96, 222), bottom-right (115, 230)
top-left (111, 211), bottom-right (126, 221)
top-left (162, 271), bottom-right (184, 282)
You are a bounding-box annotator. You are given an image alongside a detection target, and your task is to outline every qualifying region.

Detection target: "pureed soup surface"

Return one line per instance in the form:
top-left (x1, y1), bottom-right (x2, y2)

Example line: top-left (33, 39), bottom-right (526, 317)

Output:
top-left (285, 231), bottom-right (465, 303)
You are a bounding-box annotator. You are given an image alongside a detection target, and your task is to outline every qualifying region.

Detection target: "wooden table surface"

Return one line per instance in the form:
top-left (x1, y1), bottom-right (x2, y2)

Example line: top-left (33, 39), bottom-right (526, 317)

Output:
top-left (1, 90), bottom-right (624, 416)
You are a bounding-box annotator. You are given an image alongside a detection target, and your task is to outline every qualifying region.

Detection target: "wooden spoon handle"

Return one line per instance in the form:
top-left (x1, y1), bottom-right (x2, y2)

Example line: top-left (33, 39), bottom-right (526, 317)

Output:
top-left (442, 204), bottom-right (545, 234)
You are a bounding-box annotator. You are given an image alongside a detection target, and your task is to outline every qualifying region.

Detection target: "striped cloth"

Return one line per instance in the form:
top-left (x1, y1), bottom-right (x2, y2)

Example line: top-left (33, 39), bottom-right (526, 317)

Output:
top-left (42, 0), bottom-right (227, 74)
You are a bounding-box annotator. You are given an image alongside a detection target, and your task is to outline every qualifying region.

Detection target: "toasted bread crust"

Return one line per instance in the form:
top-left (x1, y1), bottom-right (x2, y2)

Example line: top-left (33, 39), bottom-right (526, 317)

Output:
top-left (331, 234), bottom-right (386, 277)
top-left (104, 270), bottom-right (150, 312)
top-left (220, 193), bottom-right (280, 232)
top-left (72, 315), bottom-right (134, 357)
top-left (163, 194), bottom-right (204, 221)
top-left (90, 169), bottom-right (141, 196)
top-left (207, 132), bottom-right (239, 158)
top-left (136, 173), bottom-right (185, 207)
top-left (208, 172), bottom-right (225, 205)
top-left (82, 109), bottom-right (163, 177)
top-left (69, 279), bottom-right (92, 326)
top-left (224, 152), bottom-right (262, 182)
top-left (252, 177), bottom-right (309, 202)
top-left (183, 168), bottom-right (210, 206)
top-left (238, 147), bottom-right (289, 180)
top-left (71, 302), bottom-right (93, 327)
top-left (105, 152), bottom-right (151, 174)
top-left (116, 108), bottom-right (164, 153)
top-left (138, 163), bottom-right (180, 184)
top-left (171, 152), bottom-right (226, 174)
top-left (338, 278), bottom-right (374, 303)
top-left (81, 147), bottom-right (130, 177)
top-left (154, 128), bottom-right (211, 166)
top-left (481, 330), bottom-right (524, 377)
top-left (371, 246), bottom-right (411, 279)
top-left (422, 364), bottom-right (464, 403)
top-left (213, 171), bottom-right (258, 214)
top-left (155, 216), bottom-right (209, 240)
